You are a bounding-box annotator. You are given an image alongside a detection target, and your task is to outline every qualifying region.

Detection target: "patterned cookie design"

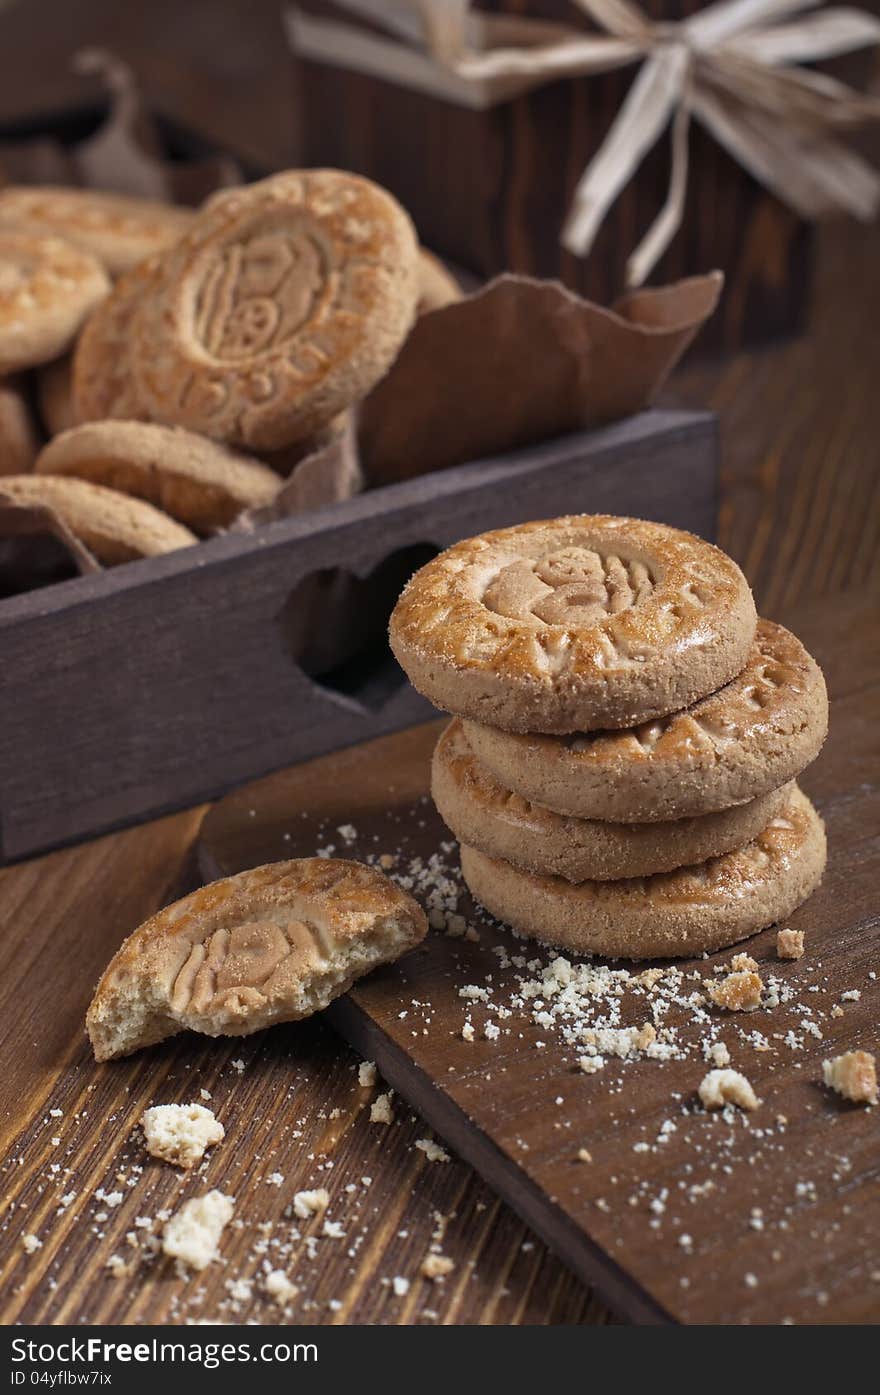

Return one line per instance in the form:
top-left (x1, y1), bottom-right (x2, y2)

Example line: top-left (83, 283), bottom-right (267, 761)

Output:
top-left (192, 226), bottom-right (327, 361)
top-left (461, 786), bottom-right (826, 960)
top-left (0, 231), bottom-right (109, 374)
top-left (86, 858), bottom-right (427, 1060)
top-left (432, 717), bottom-right (793, 882)
top-left (0, 186), bottom-right (194, 275)
top-left (390, 516), bottom-right (757, 734)
top-left (129, 170), bottom-right (420, 450)
top-left (464, 620), bottom-right (827, 819)
top-left (483, 547), bottom-right (655, 626)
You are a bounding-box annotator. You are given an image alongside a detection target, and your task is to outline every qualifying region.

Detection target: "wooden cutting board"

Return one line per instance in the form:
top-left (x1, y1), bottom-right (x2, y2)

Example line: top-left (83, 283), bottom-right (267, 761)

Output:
top-left (199, 588), bottom-right (880, 1325)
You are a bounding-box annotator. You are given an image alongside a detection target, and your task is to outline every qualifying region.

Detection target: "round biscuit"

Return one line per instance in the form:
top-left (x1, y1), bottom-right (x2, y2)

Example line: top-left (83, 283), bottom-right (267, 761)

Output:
top-left (36, 420), bottom-right (281, 533)
top-left (432, 718), bottom-right (794, 881)
top-left (390, 515), bottom-right (757, 733)
top-left (0, 186), bottom-right (193, 275)
top-left (460, 786), bottom-right (826, 960)
top-left (0, 473), bottom-right (196, 563)
top-left (464, 620), bottom-right (827, 818)
top-left (129, 169), bottom-right (420, 450)
top-left (0, 230), bottom-right (109, 373)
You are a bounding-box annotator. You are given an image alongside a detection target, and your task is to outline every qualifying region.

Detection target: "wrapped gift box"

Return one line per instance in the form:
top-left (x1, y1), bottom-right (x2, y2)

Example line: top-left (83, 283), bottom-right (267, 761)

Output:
top-left (288, 0), bottom-right (818, 353)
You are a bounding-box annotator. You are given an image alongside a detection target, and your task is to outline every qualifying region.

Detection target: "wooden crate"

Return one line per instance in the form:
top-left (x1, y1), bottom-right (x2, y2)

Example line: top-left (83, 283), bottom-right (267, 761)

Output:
top-left (0, 408), bottom-right (715, 862)
top-left (290, 0), bottom-right (813, 353)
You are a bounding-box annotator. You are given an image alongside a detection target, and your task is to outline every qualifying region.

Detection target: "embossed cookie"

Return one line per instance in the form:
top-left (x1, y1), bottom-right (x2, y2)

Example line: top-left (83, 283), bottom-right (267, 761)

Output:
top-left (461, 786), bottom-right (826, 960)
top-left (417, 249), bottom-right (462, 313)
top-left (0, 376), bottom-right (39, 474)
top-left (433, 718), bottom-right (793, 882)
top-left (71, 255), bottom-right (158, 423)
top-left (86, 858), bottom-right (428, 1060)
top-left (464, 620), bottom-right (827, 820)
top-left (390, 516), bottom-right (757, 734)
top-left (0, 231), bottom-right (109, 373)
top-left (0, 186), bottom-right (194, 275)
top-left (36, 421), bottom-right (281, 533)
top-left (129, 169), bottom-right (420, 450)
top-left (0, 474), bottom-right (196, 563)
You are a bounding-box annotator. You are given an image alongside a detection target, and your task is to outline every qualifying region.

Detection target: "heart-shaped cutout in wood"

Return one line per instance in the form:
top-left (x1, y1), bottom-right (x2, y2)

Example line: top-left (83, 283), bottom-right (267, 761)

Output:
top-left (277, 541), bottom-right (438, 714)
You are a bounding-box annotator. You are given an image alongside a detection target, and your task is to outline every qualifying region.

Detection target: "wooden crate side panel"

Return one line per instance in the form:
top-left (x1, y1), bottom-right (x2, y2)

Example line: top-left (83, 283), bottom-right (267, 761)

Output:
top-left (0, 412), bottom-right (715, 859)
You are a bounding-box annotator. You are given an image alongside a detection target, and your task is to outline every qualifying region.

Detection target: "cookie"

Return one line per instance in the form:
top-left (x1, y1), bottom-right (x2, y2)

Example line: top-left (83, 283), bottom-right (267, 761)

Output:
top-left (390, 515), bottom-right (757, 734)
top-left (36, 421), bottom-right (281, 533)
top-left (0, 230), bottom-right (109, 373)
top-left (461, 786), bottom-right (825, 960)
top-left (71, 255), bottom-right (158, 423)
top-left (0, 186), bottom-right (193, 276)
top-left (0, 375), bottom-right (39, 474)
top-left (130, 169), bottom-right (420, 450)
top-left (433, 718), bottom-right (793, 882)
top-left (86, 857), bottom-right (428, 1060)
top-left (36, 355), bottom-right (75, 436)
top-left (464, 620), bottom-right (827, 820)
top-left (0, 474), bottom-right (196, 564)
top-left (417, 249), bottom-right (462, 313)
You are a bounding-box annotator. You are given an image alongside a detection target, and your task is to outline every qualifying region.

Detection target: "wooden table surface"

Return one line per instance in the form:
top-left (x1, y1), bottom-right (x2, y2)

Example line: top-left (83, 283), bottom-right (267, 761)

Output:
top-left (0, 0), bottom-right (878, 1327)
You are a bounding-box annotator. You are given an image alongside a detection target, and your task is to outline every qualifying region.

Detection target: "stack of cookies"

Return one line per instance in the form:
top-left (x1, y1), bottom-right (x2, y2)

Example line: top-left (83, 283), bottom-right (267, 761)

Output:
top-left (390, 515), bottom-right (828, 959)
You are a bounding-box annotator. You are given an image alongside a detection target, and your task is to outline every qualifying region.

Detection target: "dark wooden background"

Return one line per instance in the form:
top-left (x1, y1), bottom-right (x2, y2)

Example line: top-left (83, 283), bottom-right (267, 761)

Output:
top-left (0, 0), bottom-right (878, 1326)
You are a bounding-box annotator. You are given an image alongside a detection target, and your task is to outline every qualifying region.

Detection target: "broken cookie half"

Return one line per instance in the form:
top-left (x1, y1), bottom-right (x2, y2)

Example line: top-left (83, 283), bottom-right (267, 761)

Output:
top-left (86, 858), bottom-right (427, 1061)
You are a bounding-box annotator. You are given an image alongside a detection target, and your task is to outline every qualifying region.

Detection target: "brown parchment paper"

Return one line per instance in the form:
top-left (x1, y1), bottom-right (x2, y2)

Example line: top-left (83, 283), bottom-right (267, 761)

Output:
top-left (233, 415), bottom-right (363, 533)
top-left (358, 271), bottom-right (723, 485)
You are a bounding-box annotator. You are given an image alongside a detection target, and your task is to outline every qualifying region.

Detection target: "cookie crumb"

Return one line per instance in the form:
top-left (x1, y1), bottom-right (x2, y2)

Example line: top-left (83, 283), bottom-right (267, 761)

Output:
top-left (21, 1234), bottom-right (41, 1255)
top-left (708, 1041), bottom-right (731, 1067)
top-left (822, 1051), bottom-right (878, 1105)
top-left (357, 1060), bottom-right (377, 1088)
top-left (698, 1069), bottom-right (760, 1111)
top-left (706, 956), bottom-right (762, 1012)
top-left (392, 1276), bottom-right (410, 1296)
top-left (370, 1092), bottom-right (394, 1125)
top-left (415, 1138), bottom-right (450, 1164)
top-left (141, 1103), bottom-right (224, 1169)
top-left (776, 929), bottom-right (804, 960)
top-left (291, 1188), bottom-right (330, 1220)
top-left (264, 1270), bottom-right (299, 1306)
top-left (420, 1253), bottom-right (454, 1281)
top-left (161, 1191), bottom-right (234, 1271)
top-left (578, 1055), bottom-right (605, 1074)
top-left (577, 1148), bottom-right (592, 1163)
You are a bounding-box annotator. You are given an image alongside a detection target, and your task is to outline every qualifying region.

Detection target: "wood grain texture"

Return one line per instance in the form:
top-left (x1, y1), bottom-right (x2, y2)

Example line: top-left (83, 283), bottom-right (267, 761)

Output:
top-left (196, 587), bottom-right (879, 1326)
top-left (669, 215), bottom-right (880, 615)
top-left (0, 4), bottom-right (877, 1326)
top-left (0, 410), bottom-right (715, 864)
top-left (0, 807), bottom-right (605, 1327)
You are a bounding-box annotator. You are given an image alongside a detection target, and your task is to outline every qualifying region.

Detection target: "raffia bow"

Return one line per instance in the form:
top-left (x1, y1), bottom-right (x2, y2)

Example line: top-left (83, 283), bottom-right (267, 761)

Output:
top-left (287, 0), bottom-right (880, 284)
